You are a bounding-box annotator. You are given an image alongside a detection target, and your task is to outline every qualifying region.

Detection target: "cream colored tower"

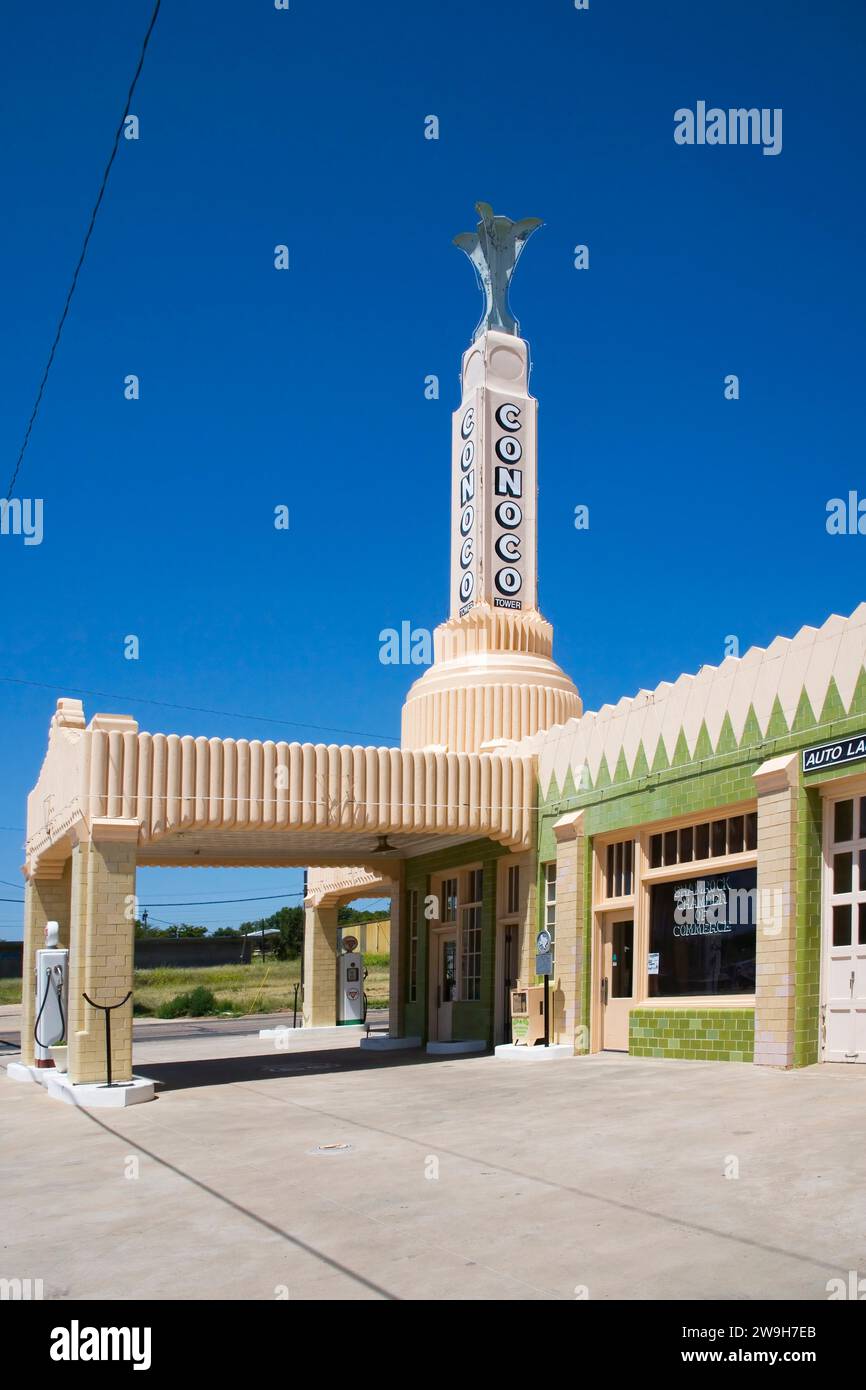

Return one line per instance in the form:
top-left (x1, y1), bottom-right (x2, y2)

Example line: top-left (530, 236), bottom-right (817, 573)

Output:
top-left (401, 328), bottom-right (581, 753)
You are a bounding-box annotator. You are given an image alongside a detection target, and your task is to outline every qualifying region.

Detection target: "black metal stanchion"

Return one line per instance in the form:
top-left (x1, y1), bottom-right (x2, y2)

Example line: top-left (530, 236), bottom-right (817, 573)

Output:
top-left (543, 975), bottom-right (550, 1048)
top-left (82, 991), bottom-right (133, 1087)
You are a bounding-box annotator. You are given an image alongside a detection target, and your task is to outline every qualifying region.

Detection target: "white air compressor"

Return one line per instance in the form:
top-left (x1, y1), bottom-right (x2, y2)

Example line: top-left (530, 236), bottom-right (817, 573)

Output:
top-left (337, 935), bottom-right (365, 1026)
top-left (34, 920), bottom-right (69, 1067)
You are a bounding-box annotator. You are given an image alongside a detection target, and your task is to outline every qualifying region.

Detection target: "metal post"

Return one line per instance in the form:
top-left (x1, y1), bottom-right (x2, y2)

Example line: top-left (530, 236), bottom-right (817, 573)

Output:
top-left (543, 975), bottom-right (550, 1047)
top-left (82, 991), bottom-right (133, 1087)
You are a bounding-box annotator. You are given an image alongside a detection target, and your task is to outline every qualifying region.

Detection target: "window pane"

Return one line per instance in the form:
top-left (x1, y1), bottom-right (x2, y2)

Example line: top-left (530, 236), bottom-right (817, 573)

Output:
top-left (607, 844), bottom-right (614, 889)
top-left (648, 868), bottom-right (756, 997)
top-left (614, 842), bottom-right (623, 897)
top-left (507, 865), bottom-right (520, 915)
top-left (833, 904), bottom-right (852, 947)
top-left (695, 823), bottom-right (710, 860)
top-left (860, 849), bottom-right (866, 893)
top-left (623, 840), bottom-right (634, 894)
top-left (679, 826), bottom-right (693, 863)
top-left (745, 811), bottom-right (758, 851)
top-left (611, 920), bottom-right (634, 998)
top-left (711, 820), bottom-right (727, 857)
top-left (728, 816), bottom-right (744, 853)
top-left (664, 830), bottom-right (678, 865)
top-left (834, 852), bottom-right (853, 895)
top-left (460, 904), bottom-right (482, 1000)
top-left (860, 903), bottom-right (866, 946)
top-left (650, 833), bottom-right (662, 868)
top-left (861, 797), bottom-right (866, 839)
top-left (443, 879), bottom-right (457, 922)
top-left (834, 799), bottom-right (854, 843)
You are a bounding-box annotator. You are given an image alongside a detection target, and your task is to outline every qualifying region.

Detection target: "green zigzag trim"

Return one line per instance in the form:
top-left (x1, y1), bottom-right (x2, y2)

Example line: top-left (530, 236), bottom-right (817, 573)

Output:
top-left (765, 695), bottom-right (790, 741)
top-left (819, 676), bottom-right (847, 726)
top-left (539, 660), bottom-right (866, 807)
top-left (791, 687), bottom-right (817, 734)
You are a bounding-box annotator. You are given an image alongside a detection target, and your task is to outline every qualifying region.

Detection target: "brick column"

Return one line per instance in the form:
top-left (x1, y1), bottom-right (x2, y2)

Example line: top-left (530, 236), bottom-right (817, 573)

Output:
top-left (21, 862), bottom-right (72, 1066)
top-left (552, 810), bottom-right (587, 1053)
top-left (67, 821), bottom-right (138, 1085)
top-left (388, 865), bottom-right (405, 1037)
top-left (302, 903), bottom-right (339, 1027)
top-left (752, 753), bottom-right (799, 1068)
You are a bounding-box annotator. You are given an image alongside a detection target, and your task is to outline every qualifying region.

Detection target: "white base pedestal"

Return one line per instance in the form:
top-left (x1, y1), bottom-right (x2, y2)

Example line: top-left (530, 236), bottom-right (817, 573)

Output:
top-left (426, 1039), bottom-right (487, 1056)
top-left (7, 1061), bottom-right (155, 1106)
top-left (494, 1043), bottom-right (575, 1060)
top-left (359, 1035), bottom-right (421, 1051)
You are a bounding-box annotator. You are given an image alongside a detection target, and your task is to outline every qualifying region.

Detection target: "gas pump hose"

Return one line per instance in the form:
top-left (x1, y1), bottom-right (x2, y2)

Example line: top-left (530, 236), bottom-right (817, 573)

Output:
top-left (34, 964), bottom-right (66, 1049)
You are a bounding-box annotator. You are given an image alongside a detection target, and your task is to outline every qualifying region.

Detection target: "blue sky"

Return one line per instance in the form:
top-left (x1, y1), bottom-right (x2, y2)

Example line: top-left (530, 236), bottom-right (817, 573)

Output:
top-left (1, 0), bottom-right (863, 937)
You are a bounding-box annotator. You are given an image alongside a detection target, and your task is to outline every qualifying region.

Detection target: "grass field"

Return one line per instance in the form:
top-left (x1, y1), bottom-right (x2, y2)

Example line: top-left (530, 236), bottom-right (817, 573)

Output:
top-left (0, 955), bottom-right (390, 1017)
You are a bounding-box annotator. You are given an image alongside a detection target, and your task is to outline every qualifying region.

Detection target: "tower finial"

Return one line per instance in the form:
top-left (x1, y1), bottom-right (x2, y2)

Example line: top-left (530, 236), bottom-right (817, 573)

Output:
top-left (453, 202), bottom-right (542, 341)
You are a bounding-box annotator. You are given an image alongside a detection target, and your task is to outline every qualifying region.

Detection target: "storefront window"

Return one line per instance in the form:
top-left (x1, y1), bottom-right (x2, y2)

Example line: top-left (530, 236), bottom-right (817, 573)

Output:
top-left (442, 877), bottom-right (458, 923)
top-left (544, 863), bottom-right (557, 967)
top-left (605, 839), bottom-right (634, 897)
top-left (828, 798), bottom-right (866, 948)
top-left (649, 812), bottom-right (757, 871)
top-left (506, 864), bottom-right (520, 915)
top-left (408, 889), bottom-right (419, 1003)
top-left (461, 869), bottom-right (483, 1001)
top-left (648, 867), bottom-right (757, 997)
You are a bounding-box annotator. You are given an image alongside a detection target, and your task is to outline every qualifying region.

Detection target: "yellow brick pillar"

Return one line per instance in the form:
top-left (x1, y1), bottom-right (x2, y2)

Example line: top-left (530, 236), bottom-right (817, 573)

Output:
top-left (387, 866), bottom-right (405, 1037)
top-left (21, 862), bottom-right (72, 1066)
top-left (552, 811), bottom-right (587, 1053)
top-left (67, 821), bottom-right (138, 1085)
top-left (302, 902), bottom-right (339, 1027)
top-left (753, 753), bottom-right (799, 1068)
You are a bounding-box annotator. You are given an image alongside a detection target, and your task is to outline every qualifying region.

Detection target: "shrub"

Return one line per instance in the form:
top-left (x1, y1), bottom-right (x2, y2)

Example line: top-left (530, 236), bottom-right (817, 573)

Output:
top-left (156, 985), bottom-right (221, 1019)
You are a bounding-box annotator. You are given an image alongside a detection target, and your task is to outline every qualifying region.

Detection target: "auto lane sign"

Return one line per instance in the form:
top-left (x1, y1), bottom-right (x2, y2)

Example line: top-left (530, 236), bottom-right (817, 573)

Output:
top-left (802, 730), bottom-right (866, 774)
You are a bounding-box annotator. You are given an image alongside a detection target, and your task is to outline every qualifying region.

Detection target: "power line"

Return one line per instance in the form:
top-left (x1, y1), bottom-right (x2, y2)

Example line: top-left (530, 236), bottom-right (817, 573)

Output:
top-left (139, 891), bottom-right (306, 908)
top-left (5, 1), bottom-right (162, 500)
top-left (0, 675), bottom-right (399, 743)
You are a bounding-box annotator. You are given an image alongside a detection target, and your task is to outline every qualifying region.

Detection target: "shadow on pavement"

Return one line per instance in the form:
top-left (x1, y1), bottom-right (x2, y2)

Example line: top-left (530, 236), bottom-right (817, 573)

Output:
top-left (140, 1045), bottom-right (473, 1091)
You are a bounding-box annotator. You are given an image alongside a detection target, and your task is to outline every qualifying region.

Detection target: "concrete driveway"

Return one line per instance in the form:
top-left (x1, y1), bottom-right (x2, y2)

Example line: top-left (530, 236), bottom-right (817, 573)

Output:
top-left (3, 1028), bottom-right (865, 1301)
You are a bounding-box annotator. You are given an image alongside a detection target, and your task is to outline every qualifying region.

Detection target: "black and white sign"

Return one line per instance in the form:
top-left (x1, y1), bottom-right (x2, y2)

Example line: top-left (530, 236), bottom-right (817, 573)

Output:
top-left (802, 731), bottom-right (866, 774)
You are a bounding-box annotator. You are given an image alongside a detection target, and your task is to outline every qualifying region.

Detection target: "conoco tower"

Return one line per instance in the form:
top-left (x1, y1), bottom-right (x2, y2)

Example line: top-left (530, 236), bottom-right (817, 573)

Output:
top-left (401, 203), bottom-right (582, 754)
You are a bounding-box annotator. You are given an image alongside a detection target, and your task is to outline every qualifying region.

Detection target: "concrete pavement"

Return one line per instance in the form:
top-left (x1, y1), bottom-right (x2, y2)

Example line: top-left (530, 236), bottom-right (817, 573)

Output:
top-left (3, 1027), bottom-right (865, 1301)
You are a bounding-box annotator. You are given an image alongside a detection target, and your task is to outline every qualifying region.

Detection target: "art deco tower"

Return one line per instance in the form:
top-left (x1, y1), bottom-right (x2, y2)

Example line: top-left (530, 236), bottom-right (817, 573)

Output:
top-left (401, 204), bottom-right (581, 754)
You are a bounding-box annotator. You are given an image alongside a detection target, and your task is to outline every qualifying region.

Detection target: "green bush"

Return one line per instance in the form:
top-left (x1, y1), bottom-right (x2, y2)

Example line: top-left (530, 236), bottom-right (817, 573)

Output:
top-left (156, 985), bottom-right (223, 1019)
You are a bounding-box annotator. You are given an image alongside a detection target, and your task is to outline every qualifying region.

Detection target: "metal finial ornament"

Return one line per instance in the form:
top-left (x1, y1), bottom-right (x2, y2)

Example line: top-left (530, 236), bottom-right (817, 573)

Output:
top-left (453, 201), bottom-right (542, 341)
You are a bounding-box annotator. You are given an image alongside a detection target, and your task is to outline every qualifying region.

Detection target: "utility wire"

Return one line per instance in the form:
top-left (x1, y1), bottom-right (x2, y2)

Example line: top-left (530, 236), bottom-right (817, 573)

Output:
top-left (0, 675), bottom-right (399, 744)
top-left (5, 1), bottom-right (162, 500)
top-left (139, 891), bottom-right (306, 908)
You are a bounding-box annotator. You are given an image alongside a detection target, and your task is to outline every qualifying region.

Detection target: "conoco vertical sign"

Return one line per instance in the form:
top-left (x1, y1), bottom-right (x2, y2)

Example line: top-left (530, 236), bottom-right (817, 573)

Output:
top-left (450, 334), bottom-right (538, 620)
top-left (455, 401), bottom-right (480, 615)
top-left (488, 397), bottom-right (526, 609)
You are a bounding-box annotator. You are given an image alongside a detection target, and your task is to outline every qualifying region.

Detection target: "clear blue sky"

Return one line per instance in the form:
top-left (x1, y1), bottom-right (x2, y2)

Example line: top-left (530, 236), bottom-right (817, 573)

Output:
top-left (1, 0), bottom-right (863, 937)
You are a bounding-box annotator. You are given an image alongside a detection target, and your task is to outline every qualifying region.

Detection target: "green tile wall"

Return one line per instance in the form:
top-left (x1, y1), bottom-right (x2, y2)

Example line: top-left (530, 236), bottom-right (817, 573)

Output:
top-left (629, 1008), bottom-right (755, 1062)
top-left (536, 682), bottom-right (866, 1069)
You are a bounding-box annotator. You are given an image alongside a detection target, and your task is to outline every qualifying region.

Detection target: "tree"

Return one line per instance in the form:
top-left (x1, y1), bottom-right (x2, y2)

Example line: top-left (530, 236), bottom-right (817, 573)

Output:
top-left (239, 905), bottom-right (304, 959)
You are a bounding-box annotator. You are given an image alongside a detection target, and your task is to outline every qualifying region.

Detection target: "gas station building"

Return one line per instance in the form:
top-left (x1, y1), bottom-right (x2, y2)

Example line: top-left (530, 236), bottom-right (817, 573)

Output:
top-left (14, 206), bottom-right (866, 1101)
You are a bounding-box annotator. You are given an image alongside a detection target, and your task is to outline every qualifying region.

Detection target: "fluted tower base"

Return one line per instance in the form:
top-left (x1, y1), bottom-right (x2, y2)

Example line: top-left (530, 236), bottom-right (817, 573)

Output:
top-left (401, 604), bottom-right (581, 753)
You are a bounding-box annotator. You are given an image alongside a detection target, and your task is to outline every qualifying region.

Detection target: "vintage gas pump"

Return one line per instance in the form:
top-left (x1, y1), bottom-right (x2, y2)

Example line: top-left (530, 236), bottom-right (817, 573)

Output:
top-left (337, 933), bottom-right (365, 1026)
top-left (34, 920), bottom-right (69, 1067)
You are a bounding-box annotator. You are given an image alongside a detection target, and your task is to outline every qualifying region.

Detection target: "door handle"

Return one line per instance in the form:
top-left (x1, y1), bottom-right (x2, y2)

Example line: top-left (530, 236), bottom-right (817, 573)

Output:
top-left (601, 976), bottom-right (609, 1006)
top-left (851, 971), bottom-right (856, 998)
